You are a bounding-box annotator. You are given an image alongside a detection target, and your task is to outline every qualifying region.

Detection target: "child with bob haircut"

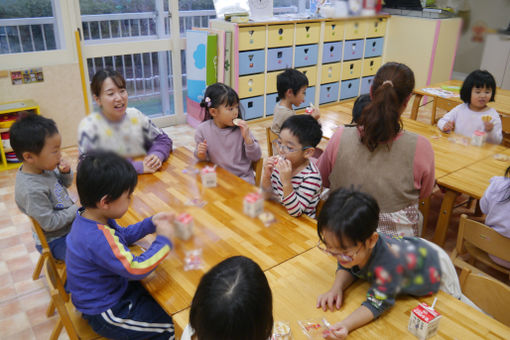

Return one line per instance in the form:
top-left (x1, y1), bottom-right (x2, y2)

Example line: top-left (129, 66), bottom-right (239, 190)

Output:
top-left (181, 256), bottom-right (273, 340)
top-left (11, 113), bottom-right (77, 261)
top-left (66, 150), bottom-right (175, 339)
top-left (195, 83), bottom-right (262, 184)
top-left (262, 115), bottom-right (323, 218)
top-left (78, 68), bottom-right (173, 174)
top-left (316, 188), bottom-right (464, 339)
top-left (438, 70), bottom-right (502, 144)
top-left (270, 68), bottom-right (320, 135)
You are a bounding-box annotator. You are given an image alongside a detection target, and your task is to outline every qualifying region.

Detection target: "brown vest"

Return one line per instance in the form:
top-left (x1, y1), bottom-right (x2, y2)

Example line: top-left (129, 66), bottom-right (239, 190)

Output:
top-left (329, 127), bottom-right (419, 213)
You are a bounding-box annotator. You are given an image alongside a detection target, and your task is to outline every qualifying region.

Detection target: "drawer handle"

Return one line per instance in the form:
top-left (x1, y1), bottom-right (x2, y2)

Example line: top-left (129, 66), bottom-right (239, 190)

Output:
top-left (277, 51), bottom-right (283, 58)
top-left (372, 41), bottom-right (376, 47)
top-left (248, 101), bottom-right (253, 108)
top-left (332, 24), bottom-right (336, 30)
top-left (348, 83), bottom-right (352, 89)
top-left (304, 48), bottom-right (309, 54)
top-left (330, 45), bottom-right (335, 52)
top-left (248, 54), bottom-right (254, 61)
top-left (370, 61), bottom-right (374, 66)
top-left (305, 26), bottom-right (310, 32)
top-left (278, 28), bottom-right (283, 35)
top-left (350, 64), bottom-right (354, 70)
top-left (249, 30), bottom-right (254, 36)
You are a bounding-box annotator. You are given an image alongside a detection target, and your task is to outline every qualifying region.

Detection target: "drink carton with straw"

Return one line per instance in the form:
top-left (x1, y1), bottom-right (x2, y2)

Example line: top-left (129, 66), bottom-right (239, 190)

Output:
top-left (408, 298), bottom-right (441, 340)
top-left (201, 165), bottom-right (217, 187)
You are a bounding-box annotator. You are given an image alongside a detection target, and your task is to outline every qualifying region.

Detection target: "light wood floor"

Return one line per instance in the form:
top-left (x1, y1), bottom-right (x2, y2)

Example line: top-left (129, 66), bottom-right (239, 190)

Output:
top-left (0, 98), bottom-right (505, 339)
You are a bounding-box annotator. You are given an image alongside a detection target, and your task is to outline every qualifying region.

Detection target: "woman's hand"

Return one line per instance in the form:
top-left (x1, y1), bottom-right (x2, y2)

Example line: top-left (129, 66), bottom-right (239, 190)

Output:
top-left (143, 154), bottom-right (162, 172)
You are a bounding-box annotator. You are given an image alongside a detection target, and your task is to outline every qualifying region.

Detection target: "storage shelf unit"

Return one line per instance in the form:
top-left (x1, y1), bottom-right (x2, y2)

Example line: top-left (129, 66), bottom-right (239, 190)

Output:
top-left (210, 16), bottom-right (388, 121)
top-left (0, 99), bottom-right (40, 172)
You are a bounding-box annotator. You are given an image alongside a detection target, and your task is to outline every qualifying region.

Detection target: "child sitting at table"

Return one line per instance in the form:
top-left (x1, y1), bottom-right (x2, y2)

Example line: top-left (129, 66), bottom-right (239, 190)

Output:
top-left (480, 165), bottom-right (510, 268)
top-left (270, 68), bottom-right (320, 135)
top-left (315, 187), bottom-right (466, 339)
top-left (66, 150), bottom-right (175, 339)
top-left (438, 70), bottom-right (502, 144)
top-left (350, 94), bottom-right (371, 125)
top-left (195, 83), bottom-right (262, 184)
top-left (261, 115), bottom-right (323, 218)
top-left (181, 256), bottom-right (273, 340)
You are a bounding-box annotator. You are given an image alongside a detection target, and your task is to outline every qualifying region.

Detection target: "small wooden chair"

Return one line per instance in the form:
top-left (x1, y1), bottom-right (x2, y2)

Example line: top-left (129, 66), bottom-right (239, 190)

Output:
top-left (43, 251), bottom-right (103, 340)
top-left (252, 158), bottom-right (264, 187)
top-left (266, 127), bottom-right (278, 156)
top-left (450, 214), bottom-right (510, 279)
top-left (458, 266), bottom-right (510, 327)
top-left (501, 114), bottom-right (510, 147)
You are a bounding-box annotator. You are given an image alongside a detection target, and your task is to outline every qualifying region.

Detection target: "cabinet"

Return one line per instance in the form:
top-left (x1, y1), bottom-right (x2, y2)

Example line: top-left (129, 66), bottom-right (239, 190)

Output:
top-left (0, 100), bottom-right (40, 171)
top-left (210, 16), bottom-right (388, 120)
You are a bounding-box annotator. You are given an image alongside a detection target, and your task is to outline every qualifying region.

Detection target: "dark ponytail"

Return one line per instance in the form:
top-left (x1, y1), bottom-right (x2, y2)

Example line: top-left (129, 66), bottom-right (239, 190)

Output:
top-left (358, 62), bottom-right (414, 151)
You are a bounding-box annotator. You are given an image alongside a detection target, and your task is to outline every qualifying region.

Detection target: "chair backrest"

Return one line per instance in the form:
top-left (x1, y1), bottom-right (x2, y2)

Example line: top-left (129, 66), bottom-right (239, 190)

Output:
top-left (456, 214), bottom-right (510, 263)
top-left (30, 217), bottom-right (50, 251)
top-left (252, 158), bottom-right (264, 187)
top-left (501, 115), bottom-right (510, 147)
top-left (266, 127), bottom-right (278, 156)
top-left (459, 266), bottom-right (510, 326)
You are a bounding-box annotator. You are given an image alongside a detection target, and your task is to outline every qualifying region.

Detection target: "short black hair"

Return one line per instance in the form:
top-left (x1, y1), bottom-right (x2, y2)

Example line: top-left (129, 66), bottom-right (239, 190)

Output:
top-left (352, 94), bottom-right (371, 124)
top-left (318, 187), bottom-right (379, 248)
top-left (280, 114), bottom-right (323, 148)
top-left (460, 70), bottom-right (496, 104)
top-left (190, 256), bottom-right (273, 340)
top-left (9, 113), bottom-right (59, 161)
top-left (277, 69), bottom-right (309, 100)
top-left (77, 151), bottom-right (138, 208)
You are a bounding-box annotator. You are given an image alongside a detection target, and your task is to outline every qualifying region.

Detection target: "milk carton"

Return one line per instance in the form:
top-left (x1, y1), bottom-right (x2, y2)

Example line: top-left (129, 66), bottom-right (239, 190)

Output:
top-left (200, 166), bottom-right (217, 187)
top-left (408, 302), bottom-right (441, 340)
top-left (243, 192), bottom-right (264, 218)
top-left (175, 213), bottom-right (193, 240)
top-left (470, 130), bottom-right (486, 147)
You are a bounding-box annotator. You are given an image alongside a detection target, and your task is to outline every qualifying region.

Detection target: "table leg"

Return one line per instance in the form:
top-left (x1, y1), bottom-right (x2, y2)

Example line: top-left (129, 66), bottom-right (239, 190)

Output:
top-left (410, 93), bottom-right (423, 120)
top-left (432, 190), bottom-right (458, 246)
top-left (419, 197), bottom-right (430, 237)
top-left (431, 97), bottom-right (438, 125)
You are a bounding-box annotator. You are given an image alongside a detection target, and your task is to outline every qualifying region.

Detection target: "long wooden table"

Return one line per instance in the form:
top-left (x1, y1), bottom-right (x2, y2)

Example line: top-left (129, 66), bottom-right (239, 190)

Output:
top-left (410, 80), bottom-right (510, 124)
top-left (433, 148), bottom-right (510, 246)
top-left (122, 147), bottom-right (318, 315)
top-left (171, 248), bottom-right (510, 339)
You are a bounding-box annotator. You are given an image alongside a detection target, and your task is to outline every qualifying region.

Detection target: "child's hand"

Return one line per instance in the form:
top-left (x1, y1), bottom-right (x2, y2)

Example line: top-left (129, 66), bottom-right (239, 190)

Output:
top-left (484, 121), bottom-right (494, 132)
top-left (58, 158), bottom-right (71, 173)
top-left (263, 156), bottom-right (278, 180)
top-left (311, 107), bottom-right (321, 120)
top-left (153, 212), bottom-right (175, 241)
top-left (197, 140), bottom-right (208, 160)
top-left (442, 120), bottom-right (455, 133)
top-left (324, 323), bottom-right (349, 340)
top-left (317, 287), bottom-right (343, 311)
top-left (275, 158), bottom-right (292, 184)
top-left (236, 119), bottom-right (253, 144)
top-left (143, 154), bottom-right (162, 171)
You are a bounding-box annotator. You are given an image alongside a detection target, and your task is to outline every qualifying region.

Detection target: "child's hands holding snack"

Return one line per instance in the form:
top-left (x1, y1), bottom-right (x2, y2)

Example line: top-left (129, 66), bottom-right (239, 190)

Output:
top-left (442, 120), bottom-right (455, 133)
top-left (262, 156), bottom-right (279, 181)
top-left (197, 140), bottom-right (208, 161)
top-left (324, 323), bottom-right (349, 340)
top-left (275, 158), bottom-right (292, 185)
top-left (153, 212), bottom-right (176, 241)
top-left (58, 158), bottom-right (71, 174)
top-left (482, 115), bottom-right (494, 132)
top-left (234, 119), bottom-right (254, 145)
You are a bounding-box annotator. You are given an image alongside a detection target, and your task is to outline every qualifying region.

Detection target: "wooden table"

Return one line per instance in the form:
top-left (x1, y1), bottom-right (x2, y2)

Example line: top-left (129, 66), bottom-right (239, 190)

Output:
top-left (410, 80), bottom-right (510, 125)
top-left (433, 148), bottom-right (510, 246)
top-left (171, 248), bottom-right (510, 339)
top-left (122, 147), bottom-right (318, 315)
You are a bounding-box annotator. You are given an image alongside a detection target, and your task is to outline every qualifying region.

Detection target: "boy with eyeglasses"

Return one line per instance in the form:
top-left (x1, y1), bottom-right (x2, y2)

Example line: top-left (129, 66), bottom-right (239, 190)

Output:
top-left (262, 115), bottom-right (322, 218)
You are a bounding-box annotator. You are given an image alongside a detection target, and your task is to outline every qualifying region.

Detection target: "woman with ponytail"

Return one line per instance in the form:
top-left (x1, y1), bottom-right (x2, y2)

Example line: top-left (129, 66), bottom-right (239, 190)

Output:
top-left (316, 62), bottom-right (435, 237)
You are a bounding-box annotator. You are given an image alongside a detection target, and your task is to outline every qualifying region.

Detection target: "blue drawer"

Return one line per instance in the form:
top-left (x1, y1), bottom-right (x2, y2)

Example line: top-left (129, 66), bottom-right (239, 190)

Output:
top-left (364, 37), bottom-right (384, 58)
top-left (294, 86), bottom-right (316, 109)
top-left (294, 44), bottom-right (318, 67)
top-left (320, 83), bottom-right (339, 104)
top-left (360, 76), bottom-right (374, 95)
top-left (322, 42), bottom-right (343, 64)
top-left (267, 47), bottom-right (293, 71)
top-left (240, 96), bottom-right (264, 120)
top-left (239, 50), bottom-right (265, 75)
top-left (343, 39), bottom-right (364, 61)
top-left (340, 78), bottom-right (360, 100)
top-left (265, 93), bottom-right (279, 116)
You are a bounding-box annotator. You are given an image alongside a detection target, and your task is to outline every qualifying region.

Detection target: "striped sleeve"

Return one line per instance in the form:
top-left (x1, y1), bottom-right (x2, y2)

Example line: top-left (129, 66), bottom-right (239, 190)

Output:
top-left (280, 163), bottom-right (322, 218)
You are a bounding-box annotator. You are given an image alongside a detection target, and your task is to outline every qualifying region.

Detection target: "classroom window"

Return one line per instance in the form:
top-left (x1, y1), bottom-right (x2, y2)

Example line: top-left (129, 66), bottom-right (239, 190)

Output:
top-left (0, 0), bottom-right (61, 55)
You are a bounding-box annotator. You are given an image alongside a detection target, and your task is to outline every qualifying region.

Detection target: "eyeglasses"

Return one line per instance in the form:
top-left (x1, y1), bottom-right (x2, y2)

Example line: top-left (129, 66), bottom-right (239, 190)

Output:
top-left (272, 139), bottom-right (311, 154)
top-left (316, 241), bottom-right (363, 262)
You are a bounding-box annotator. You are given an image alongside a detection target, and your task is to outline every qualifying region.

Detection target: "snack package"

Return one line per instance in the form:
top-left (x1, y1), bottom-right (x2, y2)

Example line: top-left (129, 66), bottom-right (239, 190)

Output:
top-left (175, 212), bottom-right (193, 240)
top-left (493, 153), bottom-right (510, 162)
top-left (243, 192), bottom-right (264, 218)
top-left (185, 197), bottom-right (207, 208)
top-left (200, 165), bottom-right (217, 188)
top-left (272, 320), bottom-right (292, 340)
top-left (298, 319), bottom-right (331, 339)
top-left (258, 211), bottom-right (276, 227)
top-left (470, 130), bottom-right (486, 147)
top-left (184, 249), bottom-right (203, 271)
top-left (482, 115), bottom-right (492, 123)
top-left (408, 302), bottom-right (441, 340)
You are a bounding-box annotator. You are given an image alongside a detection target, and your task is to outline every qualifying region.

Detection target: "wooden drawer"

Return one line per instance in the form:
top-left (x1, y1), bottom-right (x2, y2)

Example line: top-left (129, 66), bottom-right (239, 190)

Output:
top-left (360, 76), bottom-right (375, 95)
top-left (344, 20), bottom-right (366, 40)
top-left (340, 78), bottom-right (360, 100)
top-left (266, 92), bottom-right (279, 116)
top-left (343, 39), bottom-right (364, 61)
top-left (295, 23), bottom-right (321, 45)
top-left (362, 57), bottom-right (382, 77)
top-left (266, 71), bottom-right (280, 94)
top-left (267, 47), bottom-right (293, 71)
top-left (239, 26), bottom-right (266, 51)
top-left (267, 24), bottom-right (294, 47)
top-left (294, 44), bottom-right (319, 67)
top-left (238, 73), bottom-right (265, 98)
top-left (320, 82), bottom-right (340, 104)
top-left (342, 60), bottom-right (362, 80)
top-left (366, 18), bottom-right (386, 38)
top-left (240, 96), bottom-right (264, 120)
top-left (324, 21), bottom-right (344, 42)
top-left (322, 41), bottom-right (343, 64)
top-left (321, 62), bottom-right (342, 84)
top-left (297, 66), bottom-right (317, 87)
top-left (364, 37), bottom-right (384, 58)
top-left (239, 50), bottom-right (265, 75)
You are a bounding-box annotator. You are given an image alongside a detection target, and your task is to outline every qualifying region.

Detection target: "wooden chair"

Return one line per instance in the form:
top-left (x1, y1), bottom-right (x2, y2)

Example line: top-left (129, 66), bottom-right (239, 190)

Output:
top-left (450, 214), bottom-right (510, 279)
top-left (266, 127), bottom-right (278, 156)
top-left (458, 266), bottom-right (510, 327)
top-left (252, 158), bottom-right (264, 187)
top-left (43, 251), bottom-right (103, 340)
top-left (501, 114), bottom-right (510, 147)
top-left (418, 196), bottom-right (430, 237)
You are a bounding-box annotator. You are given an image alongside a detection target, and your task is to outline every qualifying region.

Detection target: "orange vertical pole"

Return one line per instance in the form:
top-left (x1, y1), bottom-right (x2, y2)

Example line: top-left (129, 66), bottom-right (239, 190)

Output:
top-left (75, 30), bottom-right (90, 115)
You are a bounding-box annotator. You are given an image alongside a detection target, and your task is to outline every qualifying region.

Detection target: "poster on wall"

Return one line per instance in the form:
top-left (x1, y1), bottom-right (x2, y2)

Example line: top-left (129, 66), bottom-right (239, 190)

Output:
top-left (11, 68), bottom-right (44, 85)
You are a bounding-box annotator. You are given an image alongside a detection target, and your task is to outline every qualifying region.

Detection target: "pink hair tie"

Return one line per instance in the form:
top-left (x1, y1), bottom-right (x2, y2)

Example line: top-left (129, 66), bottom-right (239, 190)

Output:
top-left (204, 96), bottom-right (212, 107)
top-left (382, 80), bottom-right (393, 87)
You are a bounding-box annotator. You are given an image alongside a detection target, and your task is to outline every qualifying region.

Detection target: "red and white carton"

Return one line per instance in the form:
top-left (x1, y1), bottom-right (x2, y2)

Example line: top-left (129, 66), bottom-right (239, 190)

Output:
top-left (200, 166), bottom-right (217, 187)
top-left (175, 213), bottom-right (193, 240)
top-left (470, 130), bottom-right (486, 147)
top-left (408, 302), bottom-right (441, 340)
top-left (243, 192), bottom-right (264, 218)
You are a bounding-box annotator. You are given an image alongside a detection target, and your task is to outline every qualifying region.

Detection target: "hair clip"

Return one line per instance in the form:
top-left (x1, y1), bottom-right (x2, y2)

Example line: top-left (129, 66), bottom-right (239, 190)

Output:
top-left (204, 97), bottom-right (211, 107)
top-left (382, 80), bottom-right (393, 87)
